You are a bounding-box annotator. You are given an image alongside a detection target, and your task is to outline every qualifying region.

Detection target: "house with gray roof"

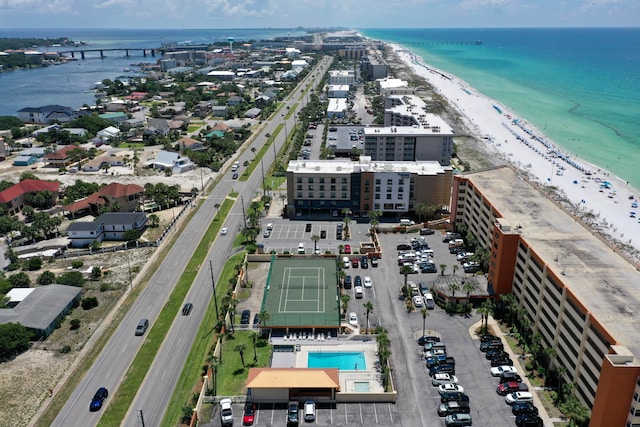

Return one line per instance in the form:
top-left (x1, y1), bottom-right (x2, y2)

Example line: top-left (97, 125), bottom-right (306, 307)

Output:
top-left (66, 212), bottom-right (147, 247)
top-left (0, 285), bottom-right (82, 339)
top-left (143, 150), bottom-right (195, 174)
top-left (17, 105), bottom-right (76, 124)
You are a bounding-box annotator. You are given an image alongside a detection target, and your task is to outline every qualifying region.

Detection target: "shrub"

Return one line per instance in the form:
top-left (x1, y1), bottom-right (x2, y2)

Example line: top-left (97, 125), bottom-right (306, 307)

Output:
top-left (70, 319), bottom-right (81, 330)
top-left (58, 271), bottom-right (85, 287)
top-left (25, 257), bottom-right (43, 271)
top-left (60, 345), bottom-right (71, 354)
top-left (71, 260), bottom-right (84, 269)
top-left (81, 296), bottom-right (99, 310)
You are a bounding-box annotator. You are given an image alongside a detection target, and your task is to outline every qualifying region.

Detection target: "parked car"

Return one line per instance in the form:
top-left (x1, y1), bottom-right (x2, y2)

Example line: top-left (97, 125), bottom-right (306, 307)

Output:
top-left (241, 309), bottom-right (251, 324)
top-left (370, 257), bottom-right (379, 267)
top-left (480, 341), bottom-right (504, 352)
top-left (440, 391), bottom-right (470, 403)
top-left (420, 262), bottom-right (437, 273)
top-left (351, 258), bottom-right (359, 268)
top-left (499, 371), bottom-right (523, 383)
top-left (344, 275), bottom-right (352, 289)
top-left (497, 381), bottom-right (529, 396)
top-left (445, 413), bottom-right (472, 427)
top-left (220, 398), bottom-right (233, 426)
top-left (418, 335), bottom-right (441, 346)
top-left (511, 402), bottom-right (539, 416)
top-left (396, 244), bottom-right (412, 251)
top-left (89, 387), bottom-right (108, 412)
top-left (363, 276), bottom-right (372, 288)
top-left (354, 275), bottom-right (362, 287)
top-left (437, 401), bottom-right (471, 417)
top-left (431, 373), bottom-right (458, 386)
top-left (439, 384), bottom-right (465, 395)
top-left (491, 365), bottom-right (518, 376)
top-left (303, 400), bottom-right (316, 422)
top-left (305, 223), bottom-right (312, 232)
top-left (412, 295), bottom-right (424, 307)
top-left (516, 415), bottom-right (544, 427)
top-left (320, 230), bottom-right (326, 238)
top-left (505, 391), bottom-right (534, 405)
top-left (243, 402), bottom-right (256, 425)
top-left (420, 228), bottom-right (435, 235)
top-left (430, 364), bottom-right (455, 376)
top-left (481, 334), bottom-right (502, 343)
top-left (354, 285), bottom-right (364, 299)
top-left (287, 401), bottom-right (299, 426)
top-left (360, 256), bottom-right (368, 268)
top-left (491, 357), bottom-right (514, 367)
top-left (486, 349), bottom-right (509, 360)
top-left (348, 312), bottom-right (358, 326)
top-left (344, 244), bottom-right (351, 254)
top-left (263, 229), bottom-right (271, 238)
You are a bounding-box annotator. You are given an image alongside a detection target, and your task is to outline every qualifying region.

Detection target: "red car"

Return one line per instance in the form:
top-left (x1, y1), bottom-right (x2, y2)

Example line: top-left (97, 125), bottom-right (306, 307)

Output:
top-left (243, 402), bottom-right (256, 425)
top-left (497, 381), bottom-right (529, 396)
top-left (344, 244), bottom-right (351, 254)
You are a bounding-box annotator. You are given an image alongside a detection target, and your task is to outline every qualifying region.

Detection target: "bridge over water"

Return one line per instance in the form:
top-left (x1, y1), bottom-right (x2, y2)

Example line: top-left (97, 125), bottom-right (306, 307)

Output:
top-left (58, 45), bottom-right (209, 60)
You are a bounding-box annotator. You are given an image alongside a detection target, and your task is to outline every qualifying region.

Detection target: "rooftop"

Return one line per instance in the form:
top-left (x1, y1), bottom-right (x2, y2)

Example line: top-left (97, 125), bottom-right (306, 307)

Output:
top-left (463, 167), bottom-right (640, 357)
top-left (288, 156), bottom-right (451, 176)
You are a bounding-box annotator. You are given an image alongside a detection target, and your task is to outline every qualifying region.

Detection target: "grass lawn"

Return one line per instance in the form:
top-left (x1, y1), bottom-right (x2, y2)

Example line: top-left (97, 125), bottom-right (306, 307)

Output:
top-left (217, 330), bottom-right (272, 396)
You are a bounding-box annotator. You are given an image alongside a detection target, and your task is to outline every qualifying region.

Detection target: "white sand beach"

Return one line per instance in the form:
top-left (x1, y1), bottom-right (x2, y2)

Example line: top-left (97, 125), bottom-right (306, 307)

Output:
top-left (392, 44), bottom-right (640, 263)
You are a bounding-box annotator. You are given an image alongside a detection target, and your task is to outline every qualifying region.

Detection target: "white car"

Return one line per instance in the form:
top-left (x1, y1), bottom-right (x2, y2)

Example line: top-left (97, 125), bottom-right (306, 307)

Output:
top-left (220, 228), bottom-right (228, 235)
top-left (438, 384), bottom-right (465, 395)
top-left (348, 312), bottom-right (358, 326)
top-left (363, 276), bottom-right (372, 288)
top-left (491, 365), bottom-right (518, 377)
top-left (413, 295), bottom-right (424, 307)
top-left (505, 391), bottom-right (534, 405)
top-left (431, 373), bottom-right (458, 386)
top-left (220, 398), bottom-right (233, 426)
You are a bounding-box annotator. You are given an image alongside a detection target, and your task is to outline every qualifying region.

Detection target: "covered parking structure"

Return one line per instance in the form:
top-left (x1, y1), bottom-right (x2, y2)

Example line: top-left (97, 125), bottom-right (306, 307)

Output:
top-left (246, 368), bottom-right (340, 403)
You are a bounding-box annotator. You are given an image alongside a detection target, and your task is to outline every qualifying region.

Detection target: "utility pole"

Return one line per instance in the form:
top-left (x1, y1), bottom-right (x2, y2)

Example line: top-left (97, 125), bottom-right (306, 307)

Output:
top-left (139, 410), bottom-right (145, 427)
top-left (240, 195), bottom-right (247, 229)
top-left (260, 159), bottom-right (266, 197)
top-left (209, 260), bottom-right (219, 320)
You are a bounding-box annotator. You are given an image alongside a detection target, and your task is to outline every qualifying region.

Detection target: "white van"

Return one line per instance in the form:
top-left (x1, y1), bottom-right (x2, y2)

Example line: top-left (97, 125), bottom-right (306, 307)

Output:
top-left (424, 293), bottom-right (435, 309)
top-left (297, 243), bottom-right (305, 254)
top-left (231, 161), bottom-right (240, 172)
top-left (400, 218), bottom-right (415, 226)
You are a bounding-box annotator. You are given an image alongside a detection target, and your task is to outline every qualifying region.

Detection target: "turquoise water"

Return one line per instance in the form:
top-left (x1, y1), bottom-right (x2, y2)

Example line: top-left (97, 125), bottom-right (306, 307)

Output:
top-left (307, 351), bottom-right (366, 370)
top-left (362, 28), bottom-right (640, 189)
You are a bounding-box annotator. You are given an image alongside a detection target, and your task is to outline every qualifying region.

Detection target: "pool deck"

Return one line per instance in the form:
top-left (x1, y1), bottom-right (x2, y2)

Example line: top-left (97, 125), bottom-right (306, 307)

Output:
top-left (270, 338), bottom-right (384, 394)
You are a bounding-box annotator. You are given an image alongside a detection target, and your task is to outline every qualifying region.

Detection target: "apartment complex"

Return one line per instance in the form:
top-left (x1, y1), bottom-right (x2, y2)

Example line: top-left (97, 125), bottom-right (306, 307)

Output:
top-left (328, 70), bottom-right (355, 86)
top-left (286, 156), bottom-right (452, 218)
top-left (451, 167), bottom-right (640, 426)
top-left (361, 95), bottom-right (454, 165)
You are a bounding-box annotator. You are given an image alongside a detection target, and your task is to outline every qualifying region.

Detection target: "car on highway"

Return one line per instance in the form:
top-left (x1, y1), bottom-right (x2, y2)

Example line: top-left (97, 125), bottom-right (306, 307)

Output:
top-left (221, 227), bottom-right (229, 235)
top-left (89, 387), bottom-right (108, 412)
top-left (363, 276), bottom-right (372, 288)
top-left (491, 365), bottom-right (518, 376)
top-left (135, 318), bottom-right (149, 336)
top-left (220, 398), bottom-right (233, 426)
top-left (232, 173), bottom-right (239, 179)
top-left (182, 302), bottom-right (193, 316)
top-left (348, 312), bottom-right (358, 326)
top-left (431, 373), bottom-right (458, 386)
top-left (243, 402), bottom-right (256, 425)
top-left (439, 384), bottom-right (465, 395)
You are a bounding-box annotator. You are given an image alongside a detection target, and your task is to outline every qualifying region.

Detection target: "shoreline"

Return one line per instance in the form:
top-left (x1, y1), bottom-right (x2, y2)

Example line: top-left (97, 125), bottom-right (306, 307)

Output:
top-left (384, 41), bottom-right (640, 262)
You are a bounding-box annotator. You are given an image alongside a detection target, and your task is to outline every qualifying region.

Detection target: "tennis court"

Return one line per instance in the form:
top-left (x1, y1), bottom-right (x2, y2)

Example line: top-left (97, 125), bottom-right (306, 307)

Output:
top-left (261, 257), bottom-right (340, 327)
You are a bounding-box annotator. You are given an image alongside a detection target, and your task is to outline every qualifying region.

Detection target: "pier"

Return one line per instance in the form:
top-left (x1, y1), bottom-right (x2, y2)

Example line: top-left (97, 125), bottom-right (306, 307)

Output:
top-left (403, 40), bottom-right (482, 46)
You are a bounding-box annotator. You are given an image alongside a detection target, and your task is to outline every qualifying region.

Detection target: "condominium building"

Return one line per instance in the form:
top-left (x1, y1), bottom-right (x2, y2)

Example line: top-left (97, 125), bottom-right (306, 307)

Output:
top-left (361, 52), bottom-right (388, 80)
top-left (286, 156), bottom-right (452, 218)
top-left (328, 70), bottom-right (355, 86)
top-left (377, 78), bottom-right (417, 97)
top-left (451, 166), bottom-right (640, 426)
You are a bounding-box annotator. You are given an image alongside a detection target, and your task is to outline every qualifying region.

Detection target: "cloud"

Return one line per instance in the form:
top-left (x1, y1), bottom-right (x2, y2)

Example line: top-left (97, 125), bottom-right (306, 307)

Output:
top-left (458, 0), bottom-right (510, 9)
top-left (94, 0), bottom-right (134, 9)
top-left (206, 0), bottom-right (266, 17)
top-left (581, 0), bottom-right (622, 9)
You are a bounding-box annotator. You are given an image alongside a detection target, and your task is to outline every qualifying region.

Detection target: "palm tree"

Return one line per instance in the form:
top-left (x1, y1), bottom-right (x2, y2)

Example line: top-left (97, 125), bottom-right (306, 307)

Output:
top-left (400, 264), bottom-right (414, 294)
top-left (452, 264), bottom-right (459, 276)
top-left (421, 308), bottom-right (429, 338)
top-left (311, 234), bottom-right (320, 253)
top-left (440, 264), bottom-right (447, 276)
top-left (462, 280), bottom-right (477, 306)
top-left (337, 269), bottom-right (346, 287)
top-left (258, 310), bottom-right (270, 327)
top-left (234, 343), bottom-right (248, 368)
top-left (364, 301), bottom-right (374, 334)
top-left (367, 209), bottom-right (382, 233)
top-left (477, 300), bottom-right (494, 333)
top-left (555, 365), bottom-right (568, 404)
top-left (340, 293), bottom-right (351, 318)
top-left (148, 213), bottom-right (160, 228)
top-left (544, 347), bottom-right (557, 370)
top-left (207, 354), bottom-right (220, 395)
top-left (559, 395), bottom-right (589, 426)
top-left (250, 331), bottom-right (258, 363)
top-left (214, 203), bottom-right (220, 218)
top-left (448, 281), bottom-right (460, 304)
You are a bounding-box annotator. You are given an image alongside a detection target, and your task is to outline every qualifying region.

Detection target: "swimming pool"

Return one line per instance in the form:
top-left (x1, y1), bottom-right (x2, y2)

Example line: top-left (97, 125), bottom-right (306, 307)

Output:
top-left (307, 351), bottom-right (366, 370)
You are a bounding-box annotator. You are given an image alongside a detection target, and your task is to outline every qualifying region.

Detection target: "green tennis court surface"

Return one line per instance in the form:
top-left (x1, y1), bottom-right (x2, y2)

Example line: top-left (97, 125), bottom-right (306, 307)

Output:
top-left (261, 257), bottom-right (340, 327)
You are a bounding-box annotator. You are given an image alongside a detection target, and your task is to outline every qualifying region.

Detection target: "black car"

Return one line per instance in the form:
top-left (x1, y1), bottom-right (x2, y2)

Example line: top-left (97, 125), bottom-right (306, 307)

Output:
top-left (360, 256), bottom-right (368, 268)
top-left (480, 341), bottom-right (504, 352)
top-left (440, 391), bottom-right (470, 403)
top-left (420, 262), bottom-right (438, 273)
top-left (305, 223), bottom-right (312, 232)
top-left (241, 309), bottom-right (251, 324)
top-left (491, 357), bottom-right (514, 367)
top-left (516, 414), bottom-right (544, 427)
top-left (354, 275), bottom-right (362, 287)
top-left (486, 349), bottom-right (509, 360)
top-left (253, 313), bottom-right (260, 325)
top-left (430, 364), bottom-right (455, 376)
top-left (232, 173), bottom-right (239, 179)
top-left (287, 401), bottom-right (299, 426)
top-left (344, 275), bottom-right (352, 289)
top-left (89, 387), bottom-right (108, 412)
top-left (320, 230), bottom-right (326, 238)
top-left (397, 244), bottom-right (412, 251)
top-left (511, 402), bottom-right (539, 416)
top-left (182, 302), bottom-right (193, 316)
top-left (420, 228), bottom-right (435, 235)
top-left (418, 335), bottom-right (441, 346)
top-left (499, 372), bottom-right (523, 383)
top-left (480, 334), bottom-right (502, 343)
top-left (370, 257), bottom-right (379, 267)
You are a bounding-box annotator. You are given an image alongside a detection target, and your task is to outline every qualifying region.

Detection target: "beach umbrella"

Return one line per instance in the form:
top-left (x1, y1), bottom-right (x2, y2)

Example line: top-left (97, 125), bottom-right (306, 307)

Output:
top-left (573, 180), bottom-right (578, 184)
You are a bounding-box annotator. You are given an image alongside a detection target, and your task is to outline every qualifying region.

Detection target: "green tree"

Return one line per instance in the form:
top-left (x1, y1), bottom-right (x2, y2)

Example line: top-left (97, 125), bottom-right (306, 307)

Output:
top-left (24, 257), bottom-right (43, 271)
top-left (452, 264), bottom-right (458, 276)
top-left (234, 343), bottom-right (248, 368)
top-left (400, 264), bottom-right (414, 294)
top-left (340, 293), bottom-right (350, 317)
top-left (462, 280), bottom-right (477, 305)
top-left (207, 354), bottom-right (220, 395)
top-left (448, 281), bottom-right (460, 303)
top-left (148, 213), bottom-right (160, 228)
top-left (559, 395), bottom-right (590, 426)
top-left (439, 264), bottom-right (447, 276)
top-left (477, 300), bottom-right (494, 333)
top-left (0, 322), bottom-right (31, 359)
top-left (258, 310), bottom-right (270, 327)
top-left (8, 272), bottom-right (30, 288)
top-left (421, 308), bottom-right (430, 338)
top-left (57, 271), bottom-right (85, 287)
top-left (368, 209), bottom-right (382, 232)
top-left (311, 234), bottom-right (320, 253)
top-left (364, 301), bottom-right (374, 334)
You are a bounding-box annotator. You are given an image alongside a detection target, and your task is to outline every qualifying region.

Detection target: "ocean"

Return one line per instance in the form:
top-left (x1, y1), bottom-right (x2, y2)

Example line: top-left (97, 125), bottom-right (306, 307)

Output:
top-left (362, 27), bottom-right (640, 188)
top-left (1, 27), bottom-right (638, 188)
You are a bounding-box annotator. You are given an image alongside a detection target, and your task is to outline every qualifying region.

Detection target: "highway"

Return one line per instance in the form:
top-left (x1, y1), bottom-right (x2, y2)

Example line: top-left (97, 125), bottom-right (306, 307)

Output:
top-left (51, 56), bottom-right (332, 427)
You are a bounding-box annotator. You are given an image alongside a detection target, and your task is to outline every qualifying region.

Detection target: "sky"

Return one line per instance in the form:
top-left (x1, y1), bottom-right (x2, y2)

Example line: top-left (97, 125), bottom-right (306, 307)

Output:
top-left (0, 0), bottom-right (638, 29)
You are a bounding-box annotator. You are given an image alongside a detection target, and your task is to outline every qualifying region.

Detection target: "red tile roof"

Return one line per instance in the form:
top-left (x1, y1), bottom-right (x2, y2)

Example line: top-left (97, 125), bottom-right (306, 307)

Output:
top-left (0, 179), bottom-right (60, 204)
top-left (63, 182), bottom-right (143, 213)
top-left (44, 145), bottom-right (83, 160)
top-left (99, 182), bottom-right (144, 198)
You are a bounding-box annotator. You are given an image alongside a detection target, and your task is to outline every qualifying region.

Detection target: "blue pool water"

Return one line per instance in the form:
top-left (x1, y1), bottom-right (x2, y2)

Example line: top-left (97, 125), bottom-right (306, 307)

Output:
top-left (307, 352), bottom-right (366, 370)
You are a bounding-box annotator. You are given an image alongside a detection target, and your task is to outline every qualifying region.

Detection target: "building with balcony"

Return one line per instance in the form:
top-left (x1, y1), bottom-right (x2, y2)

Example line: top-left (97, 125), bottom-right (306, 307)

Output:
top-left (286, 156), bottom-right (452, 218)
top-left (328, 70), bottom-right (355, 86)
top-left (451, 166), bottom-right (640, 426)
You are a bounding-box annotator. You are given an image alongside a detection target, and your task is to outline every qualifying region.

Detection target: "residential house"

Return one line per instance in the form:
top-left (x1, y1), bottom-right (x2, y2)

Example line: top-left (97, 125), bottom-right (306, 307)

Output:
top-left (17, 105), bottom-right (76, 124)
top-left (96, 126), bottom-right (121, 143)
top-left (158, 102), bottom-right (186, 117)
top-left (44, 145), bottom-right (85, 168)
top-left (81, 155), bottom-right (126, 172)
top-left (227, 95), bottom-right (244, 106)
top-left (176, 136), bottom-right (206, 152)
top-left (12, 155), bottom-right (38, 167)
top-left (0, 179), bottom-right (60, 216)
top-left (145, 118), bottom-right (170, 136)
top-left (211, 105), bottom-right (228, 117)
top-left (98, 111), bottom-right (129, 124)
top-left (63, 182), bottom-right (143, 217)
top-left (66, 211), bottom-right (147, 247)
top-left (144, 150), bottom-right (195, 174)
top-left (244, 108), bottom-right (262, 119)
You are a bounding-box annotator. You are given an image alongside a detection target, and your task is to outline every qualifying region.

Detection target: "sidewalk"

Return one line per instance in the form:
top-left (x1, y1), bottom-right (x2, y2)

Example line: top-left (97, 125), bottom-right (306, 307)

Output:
top-left (468, 317), bottom-right (565, 427)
